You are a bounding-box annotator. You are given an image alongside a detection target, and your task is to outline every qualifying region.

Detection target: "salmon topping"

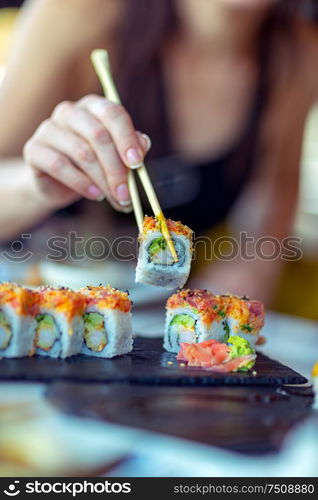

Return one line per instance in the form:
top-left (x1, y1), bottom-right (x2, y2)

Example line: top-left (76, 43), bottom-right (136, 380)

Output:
top-left (167, 289), bottom-right (226, 326)
top-left (79, 285), bottom-right (131, 313)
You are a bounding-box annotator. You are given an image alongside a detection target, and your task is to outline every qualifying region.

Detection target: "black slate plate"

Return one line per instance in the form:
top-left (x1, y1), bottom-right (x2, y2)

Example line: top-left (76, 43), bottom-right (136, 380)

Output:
top-left (0, 338), bottom-right (307, 386)
top-left (47, 383), bottom-right (315, 455)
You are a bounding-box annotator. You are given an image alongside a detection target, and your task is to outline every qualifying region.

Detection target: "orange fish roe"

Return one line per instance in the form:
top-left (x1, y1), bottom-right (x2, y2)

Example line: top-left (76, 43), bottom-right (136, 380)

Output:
top-left (38, 287), bottom-right (85, 320)
top-left (0, 282), bottom-right (39, 316)
top-left (167, 289), bottom-right (225, 325)
top-left (80, 285), bottom-right (132, 313)
top-left (141, 216), bottom-right (193, 239)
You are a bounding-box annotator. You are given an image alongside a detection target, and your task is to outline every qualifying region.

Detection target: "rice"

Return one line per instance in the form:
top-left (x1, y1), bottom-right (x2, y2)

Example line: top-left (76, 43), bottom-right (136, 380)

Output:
top-left (34, 287), bottom-right (85, 359)
top-left (135, 216), bottom-right (193, 289)
top-left (79, 286), bottom-right (133, 358)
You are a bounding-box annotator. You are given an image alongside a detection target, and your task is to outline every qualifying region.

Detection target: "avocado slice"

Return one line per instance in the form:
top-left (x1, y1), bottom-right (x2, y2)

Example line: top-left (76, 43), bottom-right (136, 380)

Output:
top-left (148, 237), bottom-right (167, 257)
top-left (83, 312), bottom-right (107, 352)
top-left (0, 311), bottom-right (10, 327)
top-left (0, 311), bottom-right (11, 350)
top-left (83, 312), bottom-right (104, 328)
top-left (170, 314), bottom-right (195, 330)
top-left (36, 314), bottom-right (55, 327)
top-left (35, 314), bottom-right (58, 351)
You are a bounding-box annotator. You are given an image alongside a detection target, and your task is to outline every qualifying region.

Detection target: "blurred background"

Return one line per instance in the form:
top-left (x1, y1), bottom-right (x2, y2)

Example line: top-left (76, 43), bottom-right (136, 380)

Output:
top-left (0, 2), bottom-right (317, 479)
top-left (1, 1), bottom-right (318, 318)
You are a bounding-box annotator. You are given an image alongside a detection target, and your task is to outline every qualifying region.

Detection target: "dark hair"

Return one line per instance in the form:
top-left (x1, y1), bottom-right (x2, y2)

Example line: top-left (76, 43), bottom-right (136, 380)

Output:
top-left (114, 0), bottom-right (318, 158)
top-left (115, 0), bottom-right (176, 157)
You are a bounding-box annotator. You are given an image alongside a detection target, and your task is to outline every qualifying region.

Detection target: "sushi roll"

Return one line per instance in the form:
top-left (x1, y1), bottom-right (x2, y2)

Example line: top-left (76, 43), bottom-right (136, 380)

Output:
top-left (221, 294), bottom-right (265, 348)
top-left (79, 285), bottom-right (133, 358)
top-left (0, 282), bottom-right (39, 358)
top-left (135, 216), bottom-right (193, 289)
top-left (164, 289), bottom-right (265, 353)
top-left (34, 287), bottom-right (85, 358)
top-left (164, 289), bottom-right (229, 353)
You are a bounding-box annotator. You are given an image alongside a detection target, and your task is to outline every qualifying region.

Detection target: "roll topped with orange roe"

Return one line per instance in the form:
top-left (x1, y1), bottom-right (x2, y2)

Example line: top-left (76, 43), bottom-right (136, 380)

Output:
top-left (164, 289), bottom-right (229, 353)
top-left (0, 282), bottom-right (39, 358)
top-left (34, 287), bottom-right (85, 359)
top-left (79, 285), bottom-right (133, 358)
top-left (219, 294), bottom-right (265, 347)
top-left (140, 216), bottom-right (193, 240)
top-left (80, 285), bottom-right (131, 313)
top-left (136, 216), bottom-right (193, 289)
top-left (166, 289), bottom-right (227, 326)
top-left (164, 289), bottom-right (265, 353)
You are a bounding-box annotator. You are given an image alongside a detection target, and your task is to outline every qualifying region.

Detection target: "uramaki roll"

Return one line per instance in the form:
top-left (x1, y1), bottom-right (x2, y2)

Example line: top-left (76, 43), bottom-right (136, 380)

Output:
top-left (34, 287), bottom-right (85, 358)
top-left (164, 289), bottom-right (228, 353)
top-left (0, 282), bottom-right (39, 358)
top-left (135, 216), bottom-right (193, 289)
top-left (79, 285), bottom-right (133, 358)
top-left (164, 289), bottom-right (265, 353)
top-left (220, 294), bottom-right (265, 348)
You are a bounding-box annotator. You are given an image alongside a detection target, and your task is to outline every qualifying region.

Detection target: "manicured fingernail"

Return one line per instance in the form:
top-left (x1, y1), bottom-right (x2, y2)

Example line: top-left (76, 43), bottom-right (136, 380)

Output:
top-left (88, 185), bottom-right (103, 199)
top-left (116, 183), bottom-right (131, 206)
top-left (97, 195), bottom-right (105, 202)
top-left (126, 147), bottom-right (143, 168)
top-left (141, 133), bottom-right (152, 152)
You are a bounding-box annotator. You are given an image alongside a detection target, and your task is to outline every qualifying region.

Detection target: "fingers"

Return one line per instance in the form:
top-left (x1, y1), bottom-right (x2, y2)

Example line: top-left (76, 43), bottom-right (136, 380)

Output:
top-left (24, 96), bottom-right (152, 213)
top-left (78, 95), bottom-right (147, 169)
top-left (23, 141), bottom-right (104, 201)
top-left (137, 132), bottom-right (152, 155)
top-left (52, 102), bottom-right (131, 210)
top-left (34, 118), bottom-right (110, 195)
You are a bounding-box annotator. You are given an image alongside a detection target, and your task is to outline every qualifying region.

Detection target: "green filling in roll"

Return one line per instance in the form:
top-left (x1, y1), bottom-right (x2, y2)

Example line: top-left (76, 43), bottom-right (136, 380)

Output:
top-left (148, 237), bottom-right (185, 266)
top-left (83, 312), bottom-right (107, 352)
top-left (148, 237), bottom-right (167, 257)
top-left (35, 314), bottom-right (59, 352)
top-left (0, 311), bottom-right (12, 350)
top-left (169, 313), bottom-right (197, 347)
top-left (170, 314), bottom-right (196, 329)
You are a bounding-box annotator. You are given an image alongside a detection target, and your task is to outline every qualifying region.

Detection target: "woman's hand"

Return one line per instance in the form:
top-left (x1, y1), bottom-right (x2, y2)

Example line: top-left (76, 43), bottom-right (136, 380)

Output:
top-left (23, 95), bottom-right (151, 211)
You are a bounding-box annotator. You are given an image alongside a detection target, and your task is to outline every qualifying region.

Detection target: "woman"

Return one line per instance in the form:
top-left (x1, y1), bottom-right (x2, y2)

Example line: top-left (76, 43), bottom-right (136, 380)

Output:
top-left (0, 0), bottom-right (317, 303)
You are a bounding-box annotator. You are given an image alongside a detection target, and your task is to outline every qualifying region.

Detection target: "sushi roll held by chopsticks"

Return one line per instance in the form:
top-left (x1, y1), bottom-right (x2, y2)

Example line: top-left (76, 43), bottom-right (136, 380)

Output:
top-left (136, 216), bottom-right (193, 289)
top-left (0, 283), bottom-right (39, 358)
top-left (79, 285), bottom-right (133, 358)
top-left (34, 287), bottom-right (85, 358)
top-left (164, 289), bottom-right (228, 353)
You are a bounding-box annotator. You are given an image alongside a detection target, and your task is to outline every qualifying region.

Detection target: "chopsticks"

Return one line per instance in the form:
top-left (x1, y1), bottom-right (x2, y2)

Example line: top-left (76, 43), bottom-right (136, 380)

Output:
top-left (90, 49), bottom-right (143, 232)
top-left (90, 49), bottom-right (178, 263)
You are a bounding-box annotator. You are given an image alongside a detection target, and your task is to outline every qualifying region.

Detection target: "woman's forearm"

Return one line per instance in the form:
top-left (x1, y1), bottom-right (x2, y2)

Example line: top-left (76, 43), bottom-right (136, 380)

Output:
top-left (0, 158), bottom-right (54, 242)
